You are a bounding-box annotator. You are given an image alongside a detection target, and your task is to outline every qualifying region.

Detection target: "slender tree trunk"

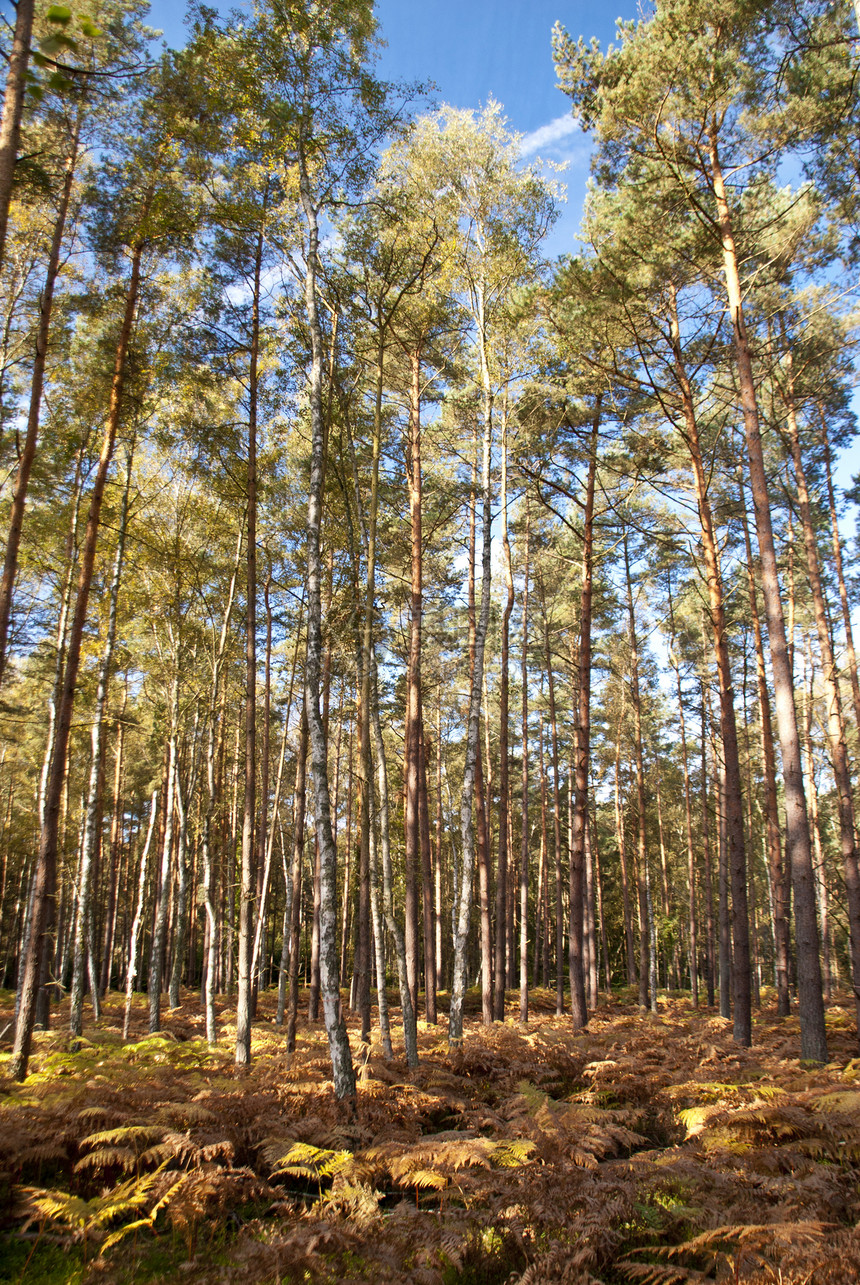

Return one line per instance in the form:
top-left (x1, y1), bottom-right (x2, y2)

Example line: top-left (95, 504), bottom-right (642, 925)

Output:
top-left (0, 109), bottom-right (82, 689)
top-left (569, 406), bottom-right (600, 1028)
top-left (11, 237), bottom-right (144, 1080)
top-left (235, 225), bottom-right (264, 1066)
top-left (669, 293), bottom-right (750, 1042)
top-left (821, 412), bottom-right (860, 739)
top-left (738, 487), bottom-right (791, 1016)
top-left (0, 0), bottom-right (35, 276)
top-left (494, 403), bottom-right (515, 1020)
top-left (667, 582), bottom-right (698, 1007)
top-left (623, 532), bottom-right (650, 1011)
top-left (701, 696), bottom-right (716, 1007)
top-left (99, 707), bottom-right (125, 995)
top-left (286, 711), bottom-right (308, 1055)
top-left (298, 159), bottom-right (355, 1102)
top-left (69, 446), bottom-right (133, 1038)
top-left (710, 132), bottom-right (826, 1062)
top-left (122, 793), bottom-right (158, 1040)
top-left (450, 293), bottom-right (493, 1045)
top-left (371, 651), bottom-right (418, 1066)
top-left (782, 356), bottom-right (860, 1033)
top-left (149, 684), bottom-right (178, 1033)
top-left (540, 587), bottom-right (565, 1016)
top-left (802, 644), bottom-right (833, 1005)
top-left (520, 502), bottom-right (530, 1024)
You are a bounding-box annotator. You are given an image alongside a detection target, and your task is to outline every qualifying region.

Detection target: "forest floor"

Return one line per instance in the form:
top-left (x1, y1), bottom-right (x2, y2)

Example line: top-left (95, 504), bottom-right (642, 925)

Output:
top-left (1, 987), bottom-right (859, 1284)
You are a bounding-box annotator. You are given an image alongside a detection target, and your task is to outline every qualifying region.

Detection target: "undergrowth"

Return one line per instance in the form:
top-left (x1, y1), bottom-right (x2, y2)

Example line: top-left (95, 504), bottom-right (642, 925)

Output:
top-left (0, 987), bottom-right (859, 1283)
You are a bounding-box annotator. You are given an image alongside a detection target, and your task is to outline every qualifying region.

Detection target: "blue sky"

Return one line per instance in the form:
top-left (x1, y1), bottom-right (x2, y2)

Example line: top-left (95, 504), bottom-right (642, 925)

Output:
top-left (146, 0), bottom-right (641, 255)
top-left (145, 0), bottom-right (860, 496)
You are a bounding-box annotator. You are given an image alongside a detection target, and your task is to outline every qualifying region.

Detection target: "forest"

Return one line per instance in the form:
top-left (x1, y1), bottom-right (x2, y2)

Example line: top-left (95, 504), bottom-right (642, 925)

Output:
top-left (2, 0), bottom-right (860, 1281)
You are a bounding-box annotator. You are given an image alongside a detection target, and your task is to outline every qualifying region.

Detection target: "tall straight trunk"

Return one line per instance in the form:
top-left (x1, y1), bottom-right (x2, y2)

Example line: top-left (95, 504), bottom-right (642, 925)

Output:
top-left (11, 236), bottom-right (144, 1081)
top-left (669, 291), bottom-right (750, 1042)
top-left (520, 502), bottom-right (530, 1024)
top-left (286, 711), bottom-right (308, 1054)
top-left (99, 708), bottom-right (125, 995)
top-left (169, 723), bottom-right (200, 1008)
top-left (821, 412), bottom-right (860, 738)
top-left (464, 439), bottom-right (493, 1026)
top-left (614, 720), bottom-right (637, 988)
top-left (584, 813), bottom-right (598, 1008)
top-left (149, 684), bottom-right (178, 1033)
top-left (298, 155), bottom-right (355, 1102)
top-left (541, 589), bottom-right (565, 1016)
top-left (782, 356), bottom-right (860, 1033)
top-left (0, 0), bottom-right (35, 276)
top-left (371, 651), bottom-right (418, 1066)
top-left (494, 402), bottom-right (514, 1020)
top-left (235, 225), bottom-right (264, 1067)
top-left (569, 406), bottom-right (600, 1029)
top-left (435, 699), bottom-right (444, 983)
top-left (0, 107), bottom-right (82, 689)
top-left (709, 132), bottom-right (826, 1062)
top-left (69, 445), bottom-right (133, 1038)
top-left (701, 697), bottom-right (716, 1007)
top-left (403, 345), bottom-right (432, 1022)
top-left (251, 565), bottom-right (273, 1011)
top-left (450, 292), bottom-right (493, 1045)
top-left (418, 719), bottom-right (436, 1021)
top-left (801, 644), bottom-right (833, 1005)
top-left (201, 523), bottom-right (244, 1044)
top-left (716, 742), bottom-right (732, 1019)
top-left (667, 585), bottom-right (698, 1006)
top-left (122, 793), bottom-right (158, 1040)
top-left (623, 533), bottom-right (650, 1011)
top-left (537, 711), bottom-right (550, 988)
top-left (739, 487), bottom-right (791, 1016)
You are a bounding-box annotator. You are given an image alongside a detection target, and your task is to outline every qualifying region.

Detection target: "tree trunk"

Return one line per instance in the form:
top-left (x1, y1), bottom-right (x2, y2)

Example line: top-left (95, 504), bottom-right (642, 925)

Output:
top-left (298, 158), bottom-right (355, 1102)
top-left (0, 107), bottom-right (81, 688)
top-left (286, 711), bottom-right (308, 1054)
top-left (669, 290), bottom-right (750, 1042)
top-left (623, 532), bottom-right (650, 1011)
top-left (520, 502), bottom-right (530, 1024)
top-left (0, 0), bottom-right (35, 275)
top-left (69, 445), bottom-right (133, 1038)
top-left (782, 355), bottom-right (860, 1033)
top-left (235, 224), bottom-right (264, 1066)
top-left (739, 486), bottom-right (791, 1017)
top-left (11, 237), bottom-right (144, 1080)
top-left (122, 793), bottom-right (158, 1040)
top-left (667, 579), bottom-right (698, 1007)
top-left (709, 131), bottom-right (826, 1062)
top-left (569, 405), bottom-right (600, 1029)
top-left (494, 403), bottom-right (514, 1020)
top-left (450, 302), bottom-right (493, 1045)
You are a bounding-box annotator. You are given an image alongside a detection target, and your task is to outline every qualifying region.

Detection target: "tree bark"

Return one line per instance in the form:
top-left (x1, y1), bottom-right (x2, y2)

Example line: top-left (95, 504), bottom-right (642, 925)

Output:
top-left (781, 355), bottom-right (860, 1033)
top-left (569, 405), bottom-right (600, 1029)
top-left (298, 151), bottom-right (355, 1102)
top-left (0, 0), bottom-right (35, 274)
top-left (0, 107), bottom-right (81, 688)
top-left (69, 445), bottom-right (133, 1038)
top-left (709, 132), bottom-right (826, 1061)
top-left (519, 501), bottom-right (530, 1024)
top-left (11, 237), bottom-right (143, 1080)
top-left (739, 486), bottom-right (791, 1017)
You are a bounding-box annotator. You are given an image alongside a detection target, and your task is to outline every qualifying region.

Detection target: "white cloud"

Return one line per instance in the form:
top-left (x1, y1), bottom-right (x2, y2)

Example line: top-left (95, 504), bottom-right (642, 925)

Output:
top-left (519, 113), bottom-right (580, 158)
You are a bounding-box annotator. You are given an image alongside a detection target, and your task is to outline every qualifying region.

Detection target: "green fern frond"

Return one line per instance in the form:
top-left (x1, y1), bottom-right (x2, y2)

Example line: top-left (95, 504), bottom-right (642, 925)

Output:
top-left (489, 1138), bottom-right (536, 1168)
top-left (73, 1146), bottom-right (137, 1174)
top-left (79, 1125), bottom-right (162, 1152)
top-left (268, 1141), bottom-right (353, 1180)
